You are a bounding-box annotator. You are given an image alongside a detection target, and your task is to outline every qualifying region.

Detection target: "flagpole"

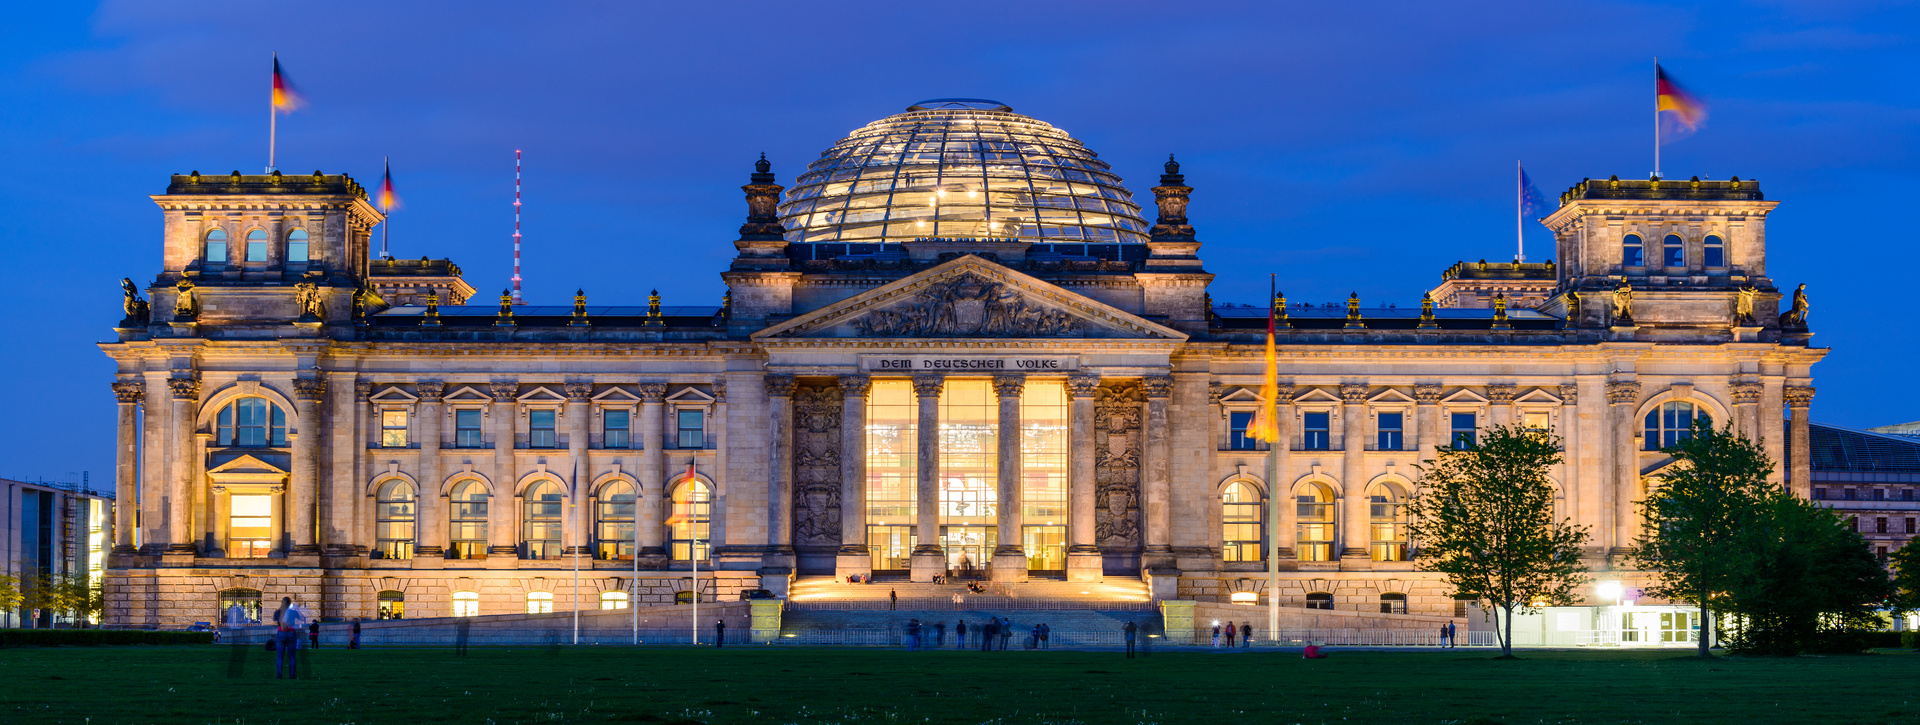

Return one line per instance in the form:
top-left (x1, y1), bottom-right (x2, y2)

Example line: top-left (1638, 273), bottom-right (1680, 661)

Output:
top-left (267, 53), bottom-right (277, 173)
top-left (688, 462), bottom-right (699, 647)
top-left (633, 467), bottom-right (641, 645)
top-left (380, 156), bottom-right (390, 259)
top-left (1653, 57), bottom-right (1661, 180)
top-left (572, 455), bottom-right (580, 646)
top-left (1266, 273), bottom-right (1279, 642)
top-left (1515, 161), bottom-right (1524, 263)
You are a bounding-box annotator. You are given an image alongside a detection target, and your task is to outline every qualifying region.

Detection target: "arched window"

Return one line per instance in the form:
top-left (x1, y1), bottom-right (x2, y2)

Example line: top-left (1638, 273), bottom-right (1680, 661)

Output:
top-left (245, 229), bottom-right (270, 262)
top-left (1295, 482), bottom-right (1335, 562)
top-left (217, 587), bottom-right (262, 624)
top-left (1703, 234), bottom-right (1724, 267)
top-left (523, 481), bottom-right (564, 559)
top-left (1220, 482), bottom-right (1263, 562)
top-left (1380, 592), bottom-right (1407, 614)
top-left (1663, 234), bottom-right (1685, 268)
top-left (525, 591), bottom-right (553, 614)
top-left (1368, 482), bottom-right (1410, 562)
top-left (668, 479), bottom-right (711, 562)
top-left (1305, 591), bottom-right (1334, 610)
top-left (286, 229), bottom-right (309, 262)
top-left (449, 481), bottom-right (488, 559)
top-left (204, 228), bottom-right (229, 265)
top-left (596, 481), bottom-right (636, 561)
top-left (451, 591), bottom-right (479, 617)
top-left (1644, 401), bottom-right (1709, 451)
top-left (1621, 234), bottom-right (1643, 267)
top-left (377, 590), bottom-right (405, 619)
top-left (216, 398), bottom-right (287, 447)
top-left (373, 480), bottom-right (416, 560)
top-left (600, 591), bottom-right (628, 610)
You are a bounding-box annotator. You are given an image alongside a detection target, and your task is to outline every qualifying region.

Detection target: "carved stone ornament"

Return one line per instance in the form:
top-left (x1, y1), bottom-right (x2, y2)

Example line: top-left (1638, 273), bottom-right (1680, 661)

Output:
top-left (1730, 382), bottom-right (1763, 404)
top-left (1605, 380), bottom-right (1641, 405)
top-left (292, 377), bottom-right (327, 401)
top-left (1340, 383), bottom-right (1369, 404)
top-left (637, 383), bottom-right (668, 403)
top-left (1611, 282), bottom-right (1633, 325)
top-left (1066, 374), bottom-right (1101, 398)
top-left (1486, 384), bottom-right (1516, 404)
top-left (415, 381), bottom-right (445, 402)
top-left (765, 374), bottom-right (798, 398)
top-left (993, 374), bottom-right (1026, 399)
top-left (1413, 384), bottom-right (1443, 404)
top-left (911, 374), bottom-right (945, 399)
top-left (120, 278), bottom-right (149, 326)
top-left (1208, 382), bottom-right (1224, 405)
top-left (489, 381), bottom-right (519, 401)
top-left (355, 380), bottom-right (375, 401)
top-left (1143, 375), bottom-right (1174, 399)
top-left (293, 281), bottom-right (324, 321)
top-left (712, 380), bottom-right (727, 404)
top-left (838, 374), bottom-right (872, 398)
top-left (1558, 385), bottom-right (1579, 405)
top-left (851, 272), bottom-right (1082, 338)
top-left (791, 383), bottom-right (843, 548)
top-left (1784, 386), bottom-right (1816, 407)
top-left (112, 380), bottom-right (145, 403)
top-left (166, 377), bottom-right (201, 400)
top-left (1094, 382), bottom-right (1145, 550)
top-left (564, 382), bottom-right (593, 402)
top-left (173, 278), bottom-right (197, 321)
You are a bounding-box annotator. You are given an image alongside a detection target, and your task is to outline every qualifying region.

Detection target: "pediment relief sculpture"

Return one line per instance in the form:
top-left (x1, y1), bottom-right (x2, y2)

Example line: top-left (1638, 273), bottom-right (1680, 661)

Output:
top-left (850, 272), bottom-right (1082, 338)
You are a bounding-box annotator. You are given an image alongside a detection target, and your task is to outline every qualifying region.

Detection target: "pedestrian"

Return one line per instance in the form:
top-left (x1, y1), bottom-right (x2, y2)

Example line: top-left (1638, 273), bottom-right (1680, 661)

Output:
top-left (934, 620), bottom-right (946, 647)
top-left (906, 619), bottom-right (921, 651)
top-left (1040, 623), bottom-right (1050, 649)
top-left (271, 596), bottom-right (304, 679)
top-left (349, 619), bottom-right (361, 650)
top-left (889, 589), bottom-right (898, 611)
top-left (1211, 623), bottom-right (1221, 647)
top-left (956, 619), bottom-right (967, 649)
top-left (1224, 621), bottom-right (1236, 648)
top-left (982, 619), bottom-right (996, 651)
top-left (1448, 621), bottom-right (1458, 648)
top-left (715, 619), bottom-right (726, 647)
top-left (1241, 622), bottom-right (1252, 648)
top-left (1439, 624), bottom-right (1449, 647)
top-left (308, 619), bottom-right (321, 649)
top-left (1123, 621), bottom-right (1137, 659)
top-left (999, 617), bottom-right (1013, 651)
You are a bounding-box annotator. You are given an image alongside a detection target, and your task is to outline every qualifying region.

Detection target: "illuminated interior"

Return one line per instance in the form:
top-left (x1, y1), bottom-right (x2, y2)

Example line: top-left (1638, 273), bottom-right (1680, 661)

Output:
top-left (939, 379), bottom-right (998, 570)
top-left (1020, 381), bottom-right (1068, 570)
top-left (865, 380), bottom-right (917, 570)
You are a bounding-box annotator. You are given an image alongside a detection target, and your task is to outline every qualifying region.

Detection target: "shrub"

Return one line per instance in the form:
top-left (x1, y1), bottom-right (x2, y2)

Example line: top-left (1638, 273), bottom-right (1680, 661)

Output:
top-left (0, 629), bottom-right (213, 647)
top-left (1902, 631), bottom-right (1919, 650)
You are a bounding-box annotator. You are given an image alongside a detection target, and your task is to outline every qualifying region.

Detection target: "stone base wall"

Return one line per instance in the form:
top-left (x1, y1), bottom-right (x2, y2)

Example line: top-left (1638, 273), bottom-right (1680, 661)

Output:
top-left (1177, 569), bottom-right (1679, 619)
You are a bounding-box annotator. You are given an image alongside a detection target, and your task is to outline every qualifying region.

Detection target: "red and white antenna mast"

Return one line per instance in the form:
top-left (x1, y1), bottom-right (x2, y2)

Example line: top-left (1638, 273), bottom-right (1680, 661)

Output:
top-left (511, 149), bottom-right (524, 304)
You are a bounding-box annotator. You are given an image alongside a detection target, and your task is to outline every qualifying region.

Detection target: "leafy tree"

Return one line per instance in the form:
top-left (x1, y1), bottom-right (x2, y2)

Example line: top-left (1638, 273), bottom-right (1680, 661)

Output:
top-left (1891, 541), bottom-right (1920, 616)
top-left (1631, 420), bottom-right (1776, 658)
top-left (0, 574), bottom-right (20, 615)
top-left (1719, 494), bottom-right (1891, 655)
top-left (1407, 424), bottom-right (1590, 657)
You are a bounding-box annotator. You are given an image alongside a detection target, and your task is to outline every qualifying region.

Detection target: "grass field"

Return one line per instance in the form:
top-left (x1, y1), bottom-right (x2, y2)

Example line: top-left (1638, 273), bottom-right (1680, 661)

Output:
top-left (0, 644), bottom-right (1916, 724)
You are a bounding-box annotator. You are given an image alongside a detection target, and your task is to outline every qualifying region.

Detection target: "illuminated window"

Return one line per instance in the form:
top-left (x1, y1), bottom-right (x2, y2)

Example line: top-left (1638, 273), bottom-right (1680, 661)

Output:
top-left (1296, 483), bottom-right (1335, 562)
top-left (286, 229), bottom-right (309, 262)
top-left (217, 587), bottom-right (263, 624)
top-left (865, 380), bottom-right (917, 571)
top-left (1523, 410), bottom-right (1552, 433)
top-left (668, 479), bottom-right (711, 562)
top-left (1376, 412), bottom-right (1403, 451)
top-left (1703, 234), bottom-right (1724, 267)
top-left (1229, 411), bottom-right (1265, 451)
top-left (522, 481), bottom-right (564, 559)
top-left (595, 480), bottom-right (635, 560)
top-left (377, 590), bottom-right (405, 619)
top-left (940, 379), bottom-right (997, 568)
top-left (374, 480), bottom-right (415, 560)
top-left (1302, 412), bottom-right (1330, 450)
top-left (676, 409), bottom-right (705, 449)
top-left (1643, 401), bottom-right (1708, 451)
top-left (452, 591), bottom-right (479, 617)
top-left (1450, 412), bottom-right (1477, 447)
top-left (449, 481), bottom-right (488, 559)
top-left (600, 591), bottom-right (628, 610)
top-left (381, 409), bottom-right (409, 448)
top-left (1305, 592), bottom-right (1334, 610)
top-left (204, 228), bottom-right (229, 265)
top-left (1020, 380), bottom-right (1068, 568)
top-left (529, 409), bottom-right (557, 448)
top-left (1221, 481), bottom-right (1263, 562)
top-left (217, 398), bottom-right (287, 448)
top-left (455, 409), bottom-right (484, 448)
top-left (245, 229), bottom-right (269, 262)
top-left (228, 494), bottom-right (273, 558)
top-left (603, 409), bottom-right (631, 449)
top-left (526, 591), bottom-right (553, 614)
top-left (1622, 234), bottom-right (1643, 267)
top-left (1663, 234), bottom-right (1685, 268)
top-left (1368, 482), bottom-right (1409, 562)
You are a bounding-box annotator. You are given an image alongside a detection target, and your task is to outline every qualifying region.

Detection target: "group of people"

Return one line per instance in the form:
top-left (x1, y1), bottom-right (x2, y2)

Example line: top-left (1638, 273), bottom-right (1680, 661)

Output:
top-left (1438, 621), bottom-right (1459, 647)
top-left (902, 616), bottom-right (1044, 651)
top-left (1211, 621), bottom-right (1254, 648)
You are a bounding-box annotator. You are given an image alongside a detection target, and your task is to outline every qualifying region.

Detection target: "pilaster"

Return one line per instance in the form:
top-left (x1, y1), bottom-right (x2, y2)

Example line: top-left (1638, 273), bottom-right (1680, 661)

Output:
top-left (1066, 373), bottom-right (1102, 581)
top-left (990, 374), bottom-right (1028, 582)
top-left (835, 374), bottom-right (872, 579)
top-left (910, 373), bottom-right (946, 582)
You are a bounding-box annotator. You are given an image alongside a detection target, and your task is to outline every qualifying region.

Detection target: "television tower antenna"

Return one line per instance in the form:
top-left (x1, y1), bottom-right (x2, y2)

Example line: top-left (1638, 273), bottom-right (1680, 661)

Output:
top-left (512, 149), bottom-right (524, 304)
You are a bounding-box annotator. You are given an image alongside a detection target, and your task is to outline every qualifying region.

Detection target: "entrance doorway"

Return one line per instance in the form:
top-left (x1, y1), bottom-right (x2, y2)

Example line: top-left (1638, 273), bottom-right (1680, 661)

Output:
top-left (867, 525), bottom-right (914, 572)
top-left (1023, 525), bottom-right (1066, 573)
top-left (942, 525), bottom-right (995, 576)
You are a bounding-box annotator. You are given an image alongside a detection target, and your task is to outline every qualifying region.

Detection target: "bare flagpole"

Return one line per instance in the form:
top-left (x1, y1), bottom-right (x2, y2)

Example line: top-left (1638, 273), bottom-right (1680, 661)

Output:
top-left (1516, 160), bottom-right (1524, 263)
top-left (571, 455), bottom-right (580, 646)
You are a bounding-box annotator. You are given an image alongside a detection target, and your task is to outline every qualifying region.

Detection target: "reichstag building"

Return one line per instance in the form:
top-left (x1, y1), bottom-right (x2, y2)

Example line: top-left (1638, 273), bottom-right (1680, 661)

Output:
top-left (101, 99), bottom-right (1822, 626)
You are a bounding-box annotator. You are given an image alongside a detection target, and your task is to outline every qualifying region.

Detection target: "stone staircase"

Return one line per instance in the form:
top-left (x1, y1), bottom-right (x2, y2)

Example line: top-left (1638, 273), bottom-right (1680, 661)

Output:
top-left (777, 576), bottom-right (1159, 646)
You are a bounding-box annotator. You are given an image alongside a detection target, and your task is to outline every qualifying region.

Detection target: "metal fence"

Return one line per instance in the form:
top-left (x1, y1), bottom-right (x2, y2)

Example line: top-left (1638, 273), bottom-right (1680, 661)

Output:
top-left (785, 596), bottom-right (1156, 612)
top-left (215, 623), bottom-right (1493, 648)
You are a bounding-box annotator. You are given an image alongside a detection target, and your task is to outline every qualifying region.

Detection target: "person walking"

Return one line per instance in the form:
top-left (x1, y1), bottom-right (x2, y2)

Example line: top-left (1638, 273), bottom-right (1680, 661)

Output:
top-left (934, 620), bottom-right (946, 647)
top-left (1438, 624), bottom-right (1449, 648)
top-left (1211, 623), bottom-right (1221, 647)
top-left (906, 619), bottom-right (921, 651)
top-left (1123, 621), bottom-right (1137, 659)
top-left (715, 619), bottom-right (726, 647)
top-left (1241, 622), bottom-right (1252, 648)
top-left (349, 619), bottom-right (362, 650)
top-left (1224, 621), bottom-right (1236, 648)
top-left (271, 596), bottom-right (305, 679)
top-left (956, 619), bottom-right (968, 649)
top-left (1448, 621), bottom-right (1458, 648)
top-left (999, 617), bottom-right (1013, 651)
top-left (1040, 623), bottom-right (1050, 649)
top-left (981, 619), bottom-right (996, 651)
top-left (889, 589), bottom-right (898, 611)
top-left (308, 619), bottom-right (321, 649)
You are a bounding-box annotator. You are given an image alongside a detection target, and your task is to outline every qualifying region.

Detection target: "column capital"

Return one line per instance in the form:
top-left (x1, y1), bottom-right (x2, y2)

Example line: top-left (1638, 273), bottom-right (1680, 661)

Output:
top-left (1486, 384), bottom-right (1516, 404)
top-left (1605, 380), bottom-right (1641, 405)
top-left (992, 373), bottom-right (1026, 398)
top-left (1339, 383), bottom-right (1369, 404)
top-left (712, 380), bottom-right (727, 403)
top-left (1785, 386), bottom-right (1816, 407)
top-left (1066, 373), bottom-right (1101, 399)
top-left (488, 380), bottom-right (519, 401)
top-left (564, 381), bottom-right (593, 402)
top-left (292, 377), bottom-right (327, 402)
top-left (166, 377), bottom-right (200, 400)
top-left (1558, 384), bottom-right (1579, 405)
top-left (355, 380), bottom-right (377, 401)
top-left (1143, 375), bottom-right (1174, 399)
top-left (911, 373), bottom-right (945, 398)
top-left (838, 374), bottom-right (872, 398)
top-left (415, 381), bottom-right (445, 402)
top-left (112, 380), bottom-right (144, 403)
top-left (765, 373), bottom-right (797, 398)
top-left (1207, 382), bottom-right (1224, 404)
top-left (1413, 383), bottom-right (1442, 404)
top-left (637, 382), bottom-right (668, 402)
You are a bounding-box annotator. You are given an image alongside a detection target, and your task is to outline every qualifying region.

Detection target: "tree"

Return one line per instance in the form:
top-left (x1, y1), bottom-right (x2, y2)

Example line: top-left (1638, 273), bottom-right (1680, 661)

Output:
top-left (1407, 424), bottom-right (1590, 657)
top-left (1719, 494), bottom-right (1891, 655)
top-left (1630, 420), bottom-right (1776, 658)
top-left (0, 574), bottom-right (20, 619)
top-left (1891, 541), bottom-right (1920, 617)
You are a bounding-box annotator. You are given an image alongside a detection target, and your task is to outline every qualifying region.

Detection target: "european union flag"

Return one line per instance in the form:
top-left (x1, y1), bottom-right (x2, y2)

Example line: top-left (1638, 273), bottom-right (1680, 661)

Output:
top-left (1520, 166), bottom-right (1549, 220)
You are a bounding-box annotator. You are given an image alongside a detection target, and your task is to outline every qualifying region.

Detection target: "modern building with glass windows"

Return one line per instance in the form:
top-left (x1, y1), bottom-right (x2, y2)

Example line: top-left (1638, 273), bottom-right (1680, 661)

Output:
top-left (99, 99), bottom-right (1827, 626)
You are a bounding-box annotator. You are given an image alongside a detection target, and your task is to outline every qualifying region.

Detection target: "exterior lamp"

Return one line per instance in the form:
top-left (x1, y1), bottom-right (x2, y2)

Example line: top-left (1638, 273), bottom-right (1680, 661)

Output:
top-left (1230, 592), bottom-right (1258, 605)
top-left (1595, 581), bottom-right (1623, 604)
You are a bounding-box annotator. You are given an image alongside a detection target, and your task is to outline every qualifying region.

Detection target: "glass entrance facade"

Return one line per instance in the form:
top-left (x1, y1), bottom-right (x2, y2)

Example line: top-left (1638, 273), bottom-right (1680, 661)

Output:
top-left (939, 380), bottom-right (997, 566)
top-left (867, 525), bottom-right (914, 571)
top-left (866, 380), bottom-right (917, 573)
top-left (942, 525), bottom-right (995, 574)
top-left (1023, 524), bottom-right (1066, 571)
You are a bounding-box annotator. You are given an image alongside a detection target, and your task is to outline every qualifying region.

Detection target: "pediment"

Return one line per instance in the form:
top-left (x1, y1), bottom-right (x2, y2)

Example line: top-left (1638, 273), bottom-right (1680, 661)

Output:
top-left (1293, 388), bottom-right (1343, 405)
top-left (1220, 388), bottom-right (1264, 404)
top-left (517, 386), bottom-right (565, 403)
top-left (369, 386), bottom-right (418, 403)
top-left (445, 386), bottom-right (492, 402)
top-left (591, 387), bottom-right (641, 403)
top-left (753, 255), bottom-right (1187, 341)
top-left (209, 454), bottom-right (287, 477)
top-left (1369, 389), bottom-right (1417, 405)
top-left (666, 387), bottom-right (715, 405)
top-left (1514, 388), bottom-right (1563, 405)
top-left (1442, 389), bottom-right (1489, 405)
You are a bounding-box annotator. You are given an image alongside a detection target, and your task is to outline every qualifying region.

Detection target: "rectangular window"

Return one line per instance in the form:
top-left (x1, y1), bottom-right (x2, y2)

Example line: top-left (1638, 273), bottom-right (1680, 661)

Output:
top-left (1906, 489), bottom-right (1915, 502)
top-left (1877, 546), bottom-right (1888, 563)
top-left (1877, 517), bottom-right (1888, 534)
top-left (205, 239), bottom-right (227, 265)
top-left (1376, 412), bottom-right (1403, 451)
top-left (1875, 489), bottom-right (1886, 501)
top-left (677, 409), bottom-right (705, 449)
top-left (1523, 411), bottom-right (1551, 433)
top-left (229, 494), bottom-right (273, 558)
top-left (455, 409), bottom-right (484, 448)
top-left (529, 409), bottom-right (557, 448)
top-left (1302, 412), bottom-right (1330, 450)
top-left (246, 240), bottom-right (268, 262)
top-left (1844, 489), bottom-right (1857, 501)
top-left (1228, 411), bottom-right (1262, 451)
top-left (1813, 488), bottom-right (1826, 500)
top-left (1907, 518), bottom-right (1916, 534)
top-left (380, 409), bottom-right (408, 448)
top-left (1451, 412), bottom-right (1477, 447)
top-left (1848, 516), bottom-right (1858, 532)
top-left (603, 409), bottom-right (631, 449)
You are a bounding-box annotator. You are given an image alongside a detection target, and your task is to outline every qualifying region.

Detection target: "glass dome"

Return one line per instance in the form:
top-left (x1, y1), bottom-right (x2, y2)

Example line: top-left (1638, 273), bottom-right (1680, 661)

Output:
top-left (776, 99), bottom-right (1150, 245)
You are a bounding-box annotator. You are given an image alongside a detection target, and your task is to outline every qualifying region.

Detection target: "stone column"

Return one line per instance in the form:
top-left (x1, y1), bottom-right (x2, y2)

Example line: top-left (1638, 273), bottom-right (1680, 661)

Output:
top-left (1559, 384), bottom-right (1581, 526)
top-left (488, 380), bottom-right (519, 559)
top-left (211, 485), bottom-right (231, 557)
top-left (164, 377), bottom-right (199, 555)
top-left (835, 374), bottom-right (872, 578)
top-left (1272, 386), bottom-right (1297, 559)
top-left (112, 381), bottom-right (143, 554)
top-left (1413, 384), bottom-right (1441, 461)
top-left (1338, 383), bottom-right (1369, 561)
top-left (324, 374), bottom-right (361, 557)
top-left (991, 374), bottom-right (1028, 581)
top-left (564, 382), bottom-right (593, 558)
top-left (1787, 386), bottom-right (1815, 499)
top-left (1606, 379), bottom-right (1640, 558)
top-left (289, 377), bottom-right (326, 557)
top-left (1487, 384), bottom-right (1516, 428)
top-left (637, 383), bottom-right (668, 559)
top-left (193, 432), bottom-right (213, 555)
top-left (1142, 375), bottom-right (1175, 567)
top-left (1731, 381), bottom-right (1764, 447)
top-left (1066, 373), bottom-right (1102, 581)
top-left (414, 382), bottom-right (447, 562)
top-left (140, 373), bottom-right (167, 553)
top-left (765, 374), bottom-right (797, 565)
top-left (909, 373), bottom-right (945, 582)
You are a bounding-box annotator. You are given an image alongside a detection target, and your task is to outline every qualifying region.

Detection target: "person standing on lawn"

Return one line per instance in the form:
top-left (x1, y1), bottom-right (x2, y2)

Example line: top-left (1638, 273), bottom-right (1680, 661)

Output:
top-left (1211, 623), bottom-right (1221, 647)
top-left (981, 619), bottom-right (996, 651)
top-left (956, 619), bottom-right (967, 649)
top-left (1241, 622), bottom-right (1252, 648)
top-left (1224, 621), bottom-right (1236, 648)
top-left (999, 617), bottom-right (1014, 650)
top-left (308, 619), bottom-right (320, 649)
top-left (714, 619), bottom-right (726, 647)
top-left (934, 620), bottom-right (945, 647)
top-left (271, 596), bottom-right (306, 679)
top-left (1123, 621), bottom-right (1137, 658)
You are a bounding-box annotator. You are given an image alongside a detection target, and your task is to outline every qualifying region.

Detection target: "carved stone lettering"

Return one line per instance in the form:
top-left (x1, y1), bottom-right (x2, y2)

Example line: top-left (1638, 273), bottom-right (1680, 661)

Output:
top-left (852, 272), bottom-right (1082, 338)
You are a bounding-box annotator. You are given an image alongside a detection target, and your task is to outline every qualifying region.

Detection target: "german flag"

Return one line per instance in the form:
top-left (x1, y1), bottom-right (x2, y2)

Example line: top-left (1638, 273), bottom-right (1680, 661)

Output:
top-left (272, 56), bottom-right (302, 112)
top-left (378, 158), bottom-right (399, 211)
top-left (1247, 286), bottom-right (1282, 444)
top-left (1656, 64), bottom-right (1706, 137)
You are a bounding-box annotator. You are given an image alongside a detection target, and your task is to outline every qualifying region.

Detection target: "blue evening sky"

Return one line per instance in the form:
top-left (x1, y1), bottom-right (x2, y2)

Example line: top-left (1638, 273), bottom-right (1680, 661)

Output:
top-left (2, 1), bottom-right (1915, 482)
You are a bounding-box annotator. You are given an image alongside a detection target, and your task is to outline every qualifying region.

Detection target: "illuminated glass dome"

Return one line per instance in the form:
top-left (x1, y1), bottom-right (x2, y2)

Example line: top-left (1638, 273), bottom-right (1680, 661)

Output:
top-left (776, 99), bottom-right (1150, 245)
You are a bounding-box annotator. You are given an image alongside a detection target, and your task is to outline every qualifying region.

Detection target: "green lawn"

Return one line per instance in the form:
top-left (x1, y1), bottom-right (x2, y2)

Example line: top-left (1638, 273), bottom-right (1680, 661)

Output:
top-left (1, 644), bottom-right (1916, 724)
